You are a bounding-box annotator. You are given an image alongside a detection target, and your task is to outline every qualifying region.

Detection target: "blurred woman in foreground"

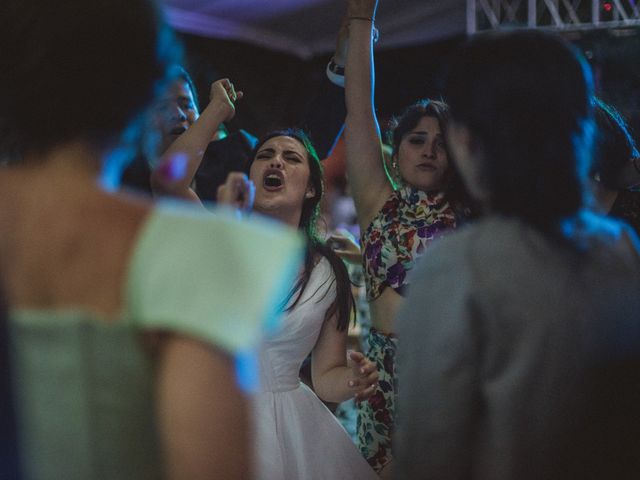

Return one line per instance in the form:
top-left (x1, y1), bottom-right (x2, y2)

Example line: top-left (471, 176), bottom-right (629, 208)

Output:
top-left (0, 0), bottom-right (301, 478)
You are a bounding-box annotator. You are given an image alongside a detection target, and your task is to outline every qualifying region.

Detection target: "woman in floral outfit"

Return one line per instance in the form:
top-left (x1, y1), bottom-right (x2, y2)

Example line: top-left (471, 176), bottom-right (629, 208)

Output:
top-left (343, 0), bottom-right (472, 475)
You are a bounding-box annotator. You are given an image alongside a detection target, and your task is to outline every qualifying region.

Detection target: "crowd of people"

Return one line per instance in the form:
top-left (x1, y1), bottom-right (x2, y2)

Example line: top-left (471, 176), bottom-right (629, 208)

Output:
top-left (2, 0), bottom-right (640, 479)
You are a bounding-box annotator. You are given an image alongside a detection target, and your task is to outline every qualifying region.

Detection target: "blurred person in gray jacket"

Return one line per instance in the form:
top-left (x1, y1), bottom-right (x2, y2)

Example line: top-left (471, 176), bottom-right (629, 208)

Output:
top-left (396, 30), bottom-right (640, 480)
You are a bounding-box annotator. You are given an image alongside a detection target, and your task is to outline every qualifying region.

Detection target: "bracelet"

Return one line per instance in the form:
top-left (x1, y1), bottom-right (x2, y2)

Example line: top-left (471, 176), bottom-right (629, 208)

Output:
top-left (326, 57), bottom-right (345, 88)
top-left (348, 17), bottom-right (379, 43)
top-left (349, 16), bottom-right (374, 22)
top-left (328, 58), bottom-right (345, 76)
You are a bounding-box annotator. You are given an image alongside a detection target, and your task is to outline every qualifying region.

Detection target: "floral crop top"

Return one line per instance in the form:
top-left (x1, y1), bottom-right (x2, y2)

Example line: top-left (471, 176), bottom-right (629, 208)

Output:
top-left (361, 185), bottom-right (458, 301)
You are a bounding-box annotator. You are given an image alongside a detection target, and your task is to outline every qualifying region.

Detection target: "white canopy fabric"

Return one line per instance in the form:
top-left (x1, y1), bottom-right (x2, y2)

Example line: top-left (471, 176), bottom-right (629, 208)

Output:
top-left (164, 0), bottom-right (467, 58)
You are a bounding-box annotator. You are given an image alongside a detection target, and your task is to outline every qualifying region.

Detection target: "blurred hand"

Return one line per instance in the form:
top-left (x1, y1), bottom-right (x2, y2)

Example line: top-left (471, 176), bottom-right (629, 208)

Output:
top-left (347, 351), bottom-right (378, 401)
top-left (209, 78), bottom-right (243, 122)
top-left (327, 229), bottom-right (362, 264)
top-left (216, 172), bottom-right (255, 211)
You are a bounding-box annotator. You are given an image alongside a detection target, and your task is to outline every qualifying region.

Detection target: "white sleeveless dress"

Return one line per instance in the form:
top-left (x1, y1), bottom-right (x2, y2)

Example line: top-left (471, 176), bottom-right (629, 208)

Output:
top-left (252, 258), bottom-right (378, 479)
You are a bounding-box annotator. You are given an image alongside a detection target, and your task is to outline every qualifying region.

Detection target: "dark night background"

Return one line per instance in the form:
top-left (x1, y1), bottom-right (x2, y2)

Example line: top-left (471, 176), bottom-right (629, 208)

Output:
top-left (177, 26), bottom-right (640, 142)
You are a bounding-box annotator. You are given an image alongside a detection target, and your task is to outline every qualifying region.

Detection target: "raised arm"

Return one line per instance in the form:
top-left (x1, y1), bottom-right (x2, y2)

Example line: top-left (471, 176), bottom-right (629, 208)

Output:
top-left (151, 79), bottom-right (242, 202)
top-left (344, 0), bottom-right (392, 231)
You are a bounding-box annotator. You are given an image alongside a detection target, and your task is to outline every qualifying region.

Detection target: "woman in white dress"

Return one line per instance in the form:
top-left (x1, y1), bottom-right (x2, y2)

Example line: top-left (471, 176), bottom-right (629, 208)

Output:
top-left (218, 129), bottom-right (380, 479)
top-left (148, 78), bottom-right (380, 477)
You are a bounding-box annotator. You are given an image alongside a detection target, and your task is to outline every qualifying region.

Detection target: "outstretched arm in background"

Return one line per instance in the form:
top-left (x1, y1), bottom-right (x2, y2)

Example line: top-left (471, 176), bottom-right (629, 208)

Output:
top-left (151, 79), bottom-right (242, 202)
top-left (344, 0), bottom-right (392, 231)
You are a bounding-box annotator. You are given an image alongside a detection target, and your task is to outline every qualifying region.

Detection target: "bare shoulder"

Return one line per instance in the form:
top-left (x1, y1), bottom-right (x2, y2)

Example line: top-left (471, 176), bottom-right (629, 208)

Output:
top-left (0, 183), bottom-right (155, 318)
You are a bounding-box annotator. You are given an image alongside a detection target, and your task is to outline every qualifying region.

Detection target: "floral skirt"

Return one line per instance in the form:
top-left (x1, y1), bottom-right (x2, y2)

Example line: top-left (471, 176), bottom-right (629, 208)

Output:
top-left (356, 328), bottom-right (397, 472)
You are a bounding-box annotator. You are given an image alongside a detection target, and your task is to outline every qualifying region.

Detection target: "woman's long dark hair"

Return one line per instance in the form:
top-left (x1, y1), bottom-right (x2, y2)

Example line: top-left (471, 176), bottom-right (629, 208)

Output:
top-left (444, 30), bottom-right (595, 242)
top-left (249, 129), bottom-right (355, 331)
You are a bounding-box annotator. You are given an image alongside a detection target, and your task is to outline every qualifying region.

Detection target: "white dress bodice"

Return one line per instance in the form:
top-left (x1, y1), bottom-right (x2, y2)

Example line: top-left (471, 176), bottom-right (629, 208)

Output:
top-left (252, 257), bottom-right (378, 479)
top-left (256, 258), bottom-right (334, 393)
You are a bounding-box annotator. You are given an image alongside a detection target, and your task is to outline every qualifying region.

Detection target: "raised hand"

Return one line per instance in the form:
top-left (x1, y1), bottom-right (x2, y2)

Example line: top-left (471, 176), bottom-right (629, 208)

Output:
top-left (327, 229), bottom-right (362, 264)
top-left (209, 78), bottom-right (243, 123)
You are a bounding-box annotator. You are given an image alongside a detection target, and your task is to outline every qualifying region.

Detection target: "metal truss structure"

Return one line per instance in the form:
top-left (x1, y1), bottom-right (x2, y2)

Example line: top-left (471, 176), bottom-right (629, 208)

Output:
top-left (467, 0), bottom-right (640, 34)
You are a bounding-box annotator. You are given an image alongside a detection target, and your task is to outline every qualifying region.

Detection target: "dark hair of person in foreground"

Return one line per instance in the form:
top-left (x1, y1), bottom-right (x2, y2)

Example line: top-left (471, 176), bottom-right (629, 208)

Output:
top-left (0, 0), bottom-right (175, 161)
top-left (445, 30), bottom-right (594, 245)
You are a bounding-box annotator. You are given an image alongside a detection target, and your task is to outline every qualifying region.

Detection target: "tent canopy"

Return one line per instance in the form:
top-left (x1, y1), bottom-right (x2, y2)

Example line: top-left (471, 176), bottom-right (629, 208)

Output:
top-left (164, 0), bottom-right (467, 58)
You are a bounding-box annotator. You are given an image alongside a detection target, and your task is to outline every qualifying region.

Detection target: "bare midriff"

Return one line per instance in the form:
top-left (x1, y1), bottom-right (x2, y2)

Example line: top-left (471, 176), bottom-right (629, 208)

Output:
top-left (368, 287), bottom-right (404, 335)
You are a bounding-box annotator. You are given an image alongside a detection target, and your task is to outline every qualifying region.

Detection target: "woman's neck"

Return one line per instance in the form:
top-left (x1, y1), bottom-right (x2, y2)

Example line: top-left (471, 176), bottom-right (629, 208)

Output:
top-left (253, 205), bottom-right (302, 229)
